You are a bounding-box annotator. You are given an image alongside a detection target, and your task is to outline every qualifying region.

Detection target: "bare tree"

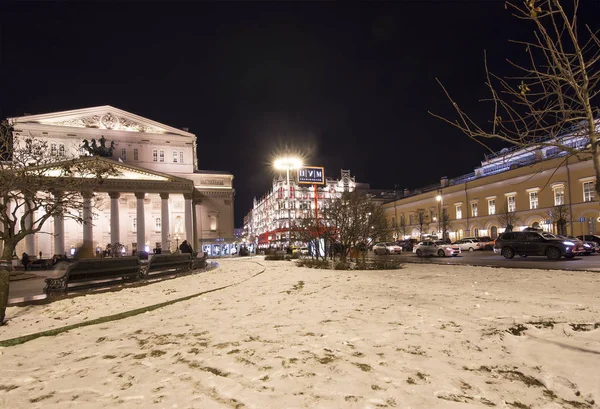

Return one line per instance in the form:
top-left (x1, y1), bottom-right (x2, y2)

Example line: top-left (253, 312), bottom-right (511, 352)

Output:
top-left (548, 204), bottom-right (570, 235)
top-left (322, 191), bottom-right (387, 263)
top-left (440, 208), bottom-right (452, 241)
top-left (497, 203), bottom-right (521, 231)
top-left (0, 120), bottom-right (118, 324)
top-left (398, 215), bottom-right (410, 240)
top-left (415, 209), bottom-right (428, 241)
top-left (432, 0), bottom-right (600, 193)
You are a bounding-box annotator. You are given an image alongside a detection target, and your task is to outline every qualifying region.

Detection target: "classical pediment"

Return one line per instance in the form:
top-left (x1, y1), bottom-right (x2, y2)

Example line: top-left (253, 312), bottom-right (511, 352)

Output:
top-left (12, 106), bottom-right (194, 137)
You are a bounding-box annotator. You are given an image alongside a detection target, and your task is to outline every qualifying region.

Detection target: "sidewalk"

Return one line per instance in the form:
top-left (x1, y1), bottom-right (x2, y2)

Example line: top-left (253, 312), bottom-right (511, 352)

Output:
top-left (8, 269), bottom-right (60, 304)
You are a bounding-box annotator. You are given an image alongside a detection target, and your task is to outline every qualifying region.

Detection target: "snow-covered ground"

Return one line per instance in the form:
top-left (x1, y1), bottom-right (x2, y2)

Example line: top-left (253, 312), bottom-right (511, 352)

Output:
top-left (0, 258), bottom-right (599, 408)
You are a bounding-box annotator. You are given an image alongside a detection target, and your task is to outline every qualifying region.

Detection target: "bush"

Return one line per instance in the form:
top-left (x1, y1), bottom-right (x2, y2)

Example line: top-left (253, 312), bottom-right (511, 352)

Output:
top-left (296, 258), bottom-right (329, 269)
top-left (264, 254), bottom-right (286, 261)
top-left (333, 261), bottom-right (351, 270)
top-left (359, 260), bottom-right (404, 270)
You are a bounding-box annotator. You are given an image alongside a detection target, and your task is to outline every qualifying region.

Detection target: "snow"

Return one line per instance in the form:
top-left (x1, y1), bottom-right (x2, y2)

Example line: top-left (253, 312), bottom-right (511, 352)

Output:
top-left (0, 258), bottom-right (599, 408)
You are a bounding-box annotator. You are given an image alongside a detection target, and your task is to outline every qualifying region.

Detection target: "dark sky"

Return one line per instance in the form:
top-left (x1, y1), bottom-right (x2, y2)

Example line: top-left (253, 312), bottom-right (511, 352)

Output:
top-left (2, 0), bottom-right (599, 226)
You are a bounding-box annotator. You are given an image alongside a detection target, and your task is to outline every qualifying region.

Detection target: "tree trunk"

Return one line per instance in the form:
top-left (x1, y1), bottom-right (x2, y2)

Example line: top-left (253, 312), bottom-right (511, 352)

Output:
top-left (0, 240), bottom-right (16, 325)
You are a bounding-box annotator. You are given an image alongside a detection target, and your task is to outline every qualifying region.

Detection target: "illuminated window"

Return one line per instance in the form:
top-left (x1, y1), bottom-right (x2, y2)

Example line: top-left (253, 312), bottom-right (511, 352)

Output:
top-left (529, 191), bottom-right (538, 209)
top-left (58, 144), bottom-right (65, 156)
top-left (455, 204), bottom-right (462, 219)
top-left (152, 150), bottom-right (158, 162)
top-left (471, 202), bottom-right (478, 217)
top-left (583, 181), bottom-right (595, 202)
top-left (553, 186), bottom-right (565, 205)
top-left (121, 148), bottom-right (126, 160)
top-left (51, 143), bottom-right (57, 155)
top-left (180, 151), bottom-right (184, 163)
top-left (159, 150), bottom-right (165, 162)
top-left (155, 217), bottom-right (161, 231)
top-left (133, 149), bottom-right (139, 161)
top-left (488, 199), bottom-right (496, 215)
top-left (173, 151), bottom-right (178, 163)
top-left (507, 195), bottom-right (516, 212)
top-left (210, 215), bottom-right (218, 231)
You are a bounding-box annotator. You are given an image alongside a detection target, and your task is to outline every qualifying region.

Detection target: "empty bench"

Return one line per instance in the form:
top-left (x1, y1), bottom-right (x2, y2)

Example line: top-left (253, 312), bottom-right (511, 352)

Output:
top-left (142, 253), bottom-right (192, 277)
top-left (44, 256), bottom-right (141, 293)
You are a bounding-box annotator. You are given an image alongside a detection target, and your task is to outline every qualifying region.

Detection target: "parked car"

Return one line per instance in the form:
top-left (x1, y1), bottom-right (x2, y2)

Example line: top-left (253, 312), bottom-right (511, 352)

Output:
top-left (292, 247), bottom-right (309, 255)
top-left (373, 242), bottom-right (403, 255)
top-left (494, 231), bottom-right (586, 260)
top-left (564, 235), bottom-right (598, 255)
top-left (413, 241), bottom-right (461, 257)
top-left (395, 239), bottom-right (418, 252)
top-left (452, 238), bottom-right (483, 252)
top-left (476, 236), bottom-right (495, 250)
top-left (577, 235), bottom-right (600, 247)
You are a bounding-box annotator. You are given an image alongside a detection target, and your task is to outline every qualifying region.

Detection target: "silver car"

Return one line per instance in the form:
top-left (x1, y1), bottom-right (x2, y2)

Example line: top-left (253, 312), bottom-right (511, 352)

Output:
top-left (413, 241), bottom-right (461, 257)
top-left (373, 242), bottom-right (403, 255)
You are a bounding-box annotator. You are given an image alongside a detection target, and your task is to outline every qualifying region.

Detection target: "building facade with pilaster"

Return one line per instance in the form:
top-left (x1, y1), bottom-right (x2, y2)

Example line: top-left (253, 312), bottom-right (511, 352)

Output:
top-left (8, 106), bottom-right (235, 258)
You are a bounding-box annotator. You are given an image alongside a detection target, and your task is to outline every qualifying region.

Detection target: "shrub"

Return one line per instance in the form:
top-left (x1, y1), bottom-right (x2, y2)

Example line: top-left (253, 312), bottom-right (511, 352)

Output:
top-left (297, 258), bottom-right (329, 269)
top-left (334, 261), bottom-right (351, 270)
top-left (265, 254), bottom-right (286, 261)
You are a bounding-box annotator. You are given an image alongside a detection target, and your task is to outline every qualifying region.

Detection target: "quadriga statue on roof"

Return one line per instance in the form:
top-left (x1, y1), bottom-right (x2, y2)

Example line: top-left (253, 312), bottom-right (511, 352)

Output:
top-left (81, 136), bottom-right (116, 158)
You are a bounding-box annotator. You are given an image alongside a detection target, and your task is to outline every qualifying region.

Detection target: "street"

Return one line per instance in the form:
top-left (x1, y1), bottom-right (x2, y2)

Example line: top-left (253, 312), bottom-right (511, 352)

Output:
top-left (368, 249), bottom-right (600, 271)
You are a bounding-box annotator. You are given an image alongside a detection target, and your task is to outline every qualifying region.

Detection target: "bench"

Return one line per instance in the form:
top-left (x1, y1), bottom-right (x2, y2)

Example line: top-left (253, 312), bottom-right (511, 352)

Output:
top-left (141, 253), bottom-right (192, 277)
top-left (44, 256), bottom-right (141, 293)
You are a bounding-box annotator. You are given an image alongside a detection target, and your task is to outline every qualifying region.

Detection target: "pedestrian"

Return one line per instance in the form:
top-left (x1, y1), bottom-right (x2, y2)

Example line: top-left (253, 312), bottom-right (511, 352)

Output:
top-left (179, 240), bottom-right (193, 254)
top-left (22, 252), bottom-right (30, 271)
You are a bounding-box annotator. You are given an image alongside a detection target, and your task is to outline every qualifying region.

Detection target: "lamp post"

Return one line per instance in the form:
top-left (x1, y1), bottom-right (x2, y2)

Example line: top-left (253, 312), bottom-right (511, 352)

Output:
top-left (436, 193), bottom-right (443, 239)
top-left (274, 156), bottom-right (303, 247)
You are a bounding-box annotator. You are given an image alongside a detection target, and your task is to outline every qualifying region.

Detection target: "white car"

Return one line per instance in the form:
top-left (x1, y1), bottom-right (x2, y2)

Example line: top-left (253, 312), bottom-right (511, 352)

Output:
top-left (413, 241), bottom-right (461, 257)
top-left (373, 242), bottom-right (403, 255)
top-left (452, 238), bottom-right (483, 252)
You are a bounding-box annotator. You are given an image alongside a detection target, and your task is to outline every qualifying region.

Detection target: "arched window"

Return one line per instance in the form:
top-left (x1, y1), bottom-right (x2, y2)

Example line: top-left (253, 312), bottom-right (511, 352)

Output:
top-left (133, 217), bottom-right (137, 232)
top-left (155, 217), bottom-right (161, 231)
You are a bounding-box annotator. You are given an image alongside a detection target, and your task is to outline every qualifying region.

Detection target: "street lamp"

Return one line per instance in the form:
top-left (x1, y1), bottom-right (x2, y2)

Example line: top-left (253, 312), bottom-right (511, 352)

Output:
top-left (274, 156), bottom-right (303, 247)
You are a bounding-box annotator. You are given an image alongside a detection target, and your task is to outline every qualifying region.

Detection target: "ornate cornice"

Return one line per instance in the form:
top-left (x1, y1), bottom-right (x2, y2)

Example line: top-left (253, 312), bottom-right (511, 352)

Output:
top-left (46, 112), bottom-right (166, 134)
top-left (197, 190), bottom-right (234, 198)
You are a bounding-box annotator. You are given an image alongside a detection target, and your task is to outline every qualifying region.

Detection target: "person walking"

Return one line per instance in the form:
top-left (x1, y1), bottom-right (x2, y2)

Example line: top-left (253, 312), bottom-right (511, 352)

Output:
top-left (21, 252), bottom-right (30, 271)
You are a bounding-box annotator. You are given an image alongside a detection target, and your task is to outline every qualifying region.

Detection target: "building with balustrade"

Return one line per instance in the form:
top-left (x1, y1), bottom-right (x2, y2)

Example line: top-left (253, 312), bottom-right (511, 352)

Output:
top-left (244, 170), bottom-right (362, 248)
top-left (382, 124), bottom-right (600, 241)
top-left (8, 106), bottom-right (235, 258)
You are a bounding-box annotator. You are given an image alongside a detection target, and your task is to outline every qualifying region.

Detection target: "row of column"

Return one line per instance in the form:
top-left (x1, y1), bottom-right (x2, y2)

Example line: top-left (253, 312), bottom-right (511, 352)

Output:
top-left (48, 191), bottom-right (195, 256)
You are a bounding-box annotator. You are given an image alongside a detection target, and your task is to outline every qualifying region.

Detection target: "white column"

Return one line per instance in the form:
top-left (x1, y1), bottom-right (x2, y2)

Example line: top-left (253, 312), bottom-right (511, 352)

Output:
top-left (82, 192), bottom-right (93, 254)
top-left (184, 193), bottom-right (193, 248)
top-left (25, 199), bottom-right (35, 256)
top-left (109, 192), bottom-right (120, 245)
top-left (52, 191), bottom-right (65, 256)
top-left (53, 214), bottom-right (65, 256)
top-left (135, 192), bottom-right (146, 253)
top-left (160, 193), bottom-right (170, 253)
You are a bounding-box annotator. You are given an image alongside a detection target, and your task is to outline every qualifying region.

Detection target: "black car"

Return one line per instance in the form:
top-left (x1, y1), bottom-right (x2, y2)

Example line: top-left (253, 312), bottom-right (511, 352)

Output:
top-left (493, 231), bottom-right (585, 260)
top-left (577, 234), bottom-right (600, 246)
top-left (396, 239), bottom-right (417, 252)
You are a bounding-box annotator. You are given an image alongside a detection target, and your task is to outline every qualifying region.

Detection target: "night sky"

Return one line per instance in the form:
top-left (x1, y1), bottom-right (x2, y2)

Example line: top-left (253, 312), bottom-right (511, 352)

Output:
top-left (2, 1), bottom-right (599, 226)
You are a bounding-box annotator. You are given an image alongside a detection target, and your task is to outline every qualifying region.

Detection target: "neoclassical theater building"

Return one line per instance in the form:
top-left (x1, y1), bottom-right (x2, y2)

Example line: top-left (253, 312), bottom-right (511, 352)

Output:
top-left (9, 106), bottom-right (235, 257)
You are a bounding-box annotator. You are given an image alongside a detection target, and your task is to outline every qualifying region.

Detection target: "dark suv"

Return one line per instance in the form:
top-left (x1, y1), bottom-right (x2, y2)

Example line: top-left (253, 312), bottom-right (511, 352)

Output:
top-left (494, 231), bottom-right (585, 260)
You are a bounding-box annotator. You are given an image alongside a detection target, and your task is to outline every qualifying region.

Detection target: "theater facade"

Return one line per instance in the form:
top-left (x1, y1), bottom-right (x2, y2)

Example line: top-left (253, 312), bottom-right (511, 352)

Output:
top-left (9, 106), bottom-right (235, 257)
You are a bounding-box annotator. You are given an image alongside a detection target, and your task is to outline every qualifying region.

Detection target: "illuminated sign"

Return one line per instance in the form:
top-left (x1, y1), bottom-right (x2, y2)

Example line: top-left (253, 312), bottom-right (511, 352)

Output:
top-left (297, 166), bottom-right (325, 185)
